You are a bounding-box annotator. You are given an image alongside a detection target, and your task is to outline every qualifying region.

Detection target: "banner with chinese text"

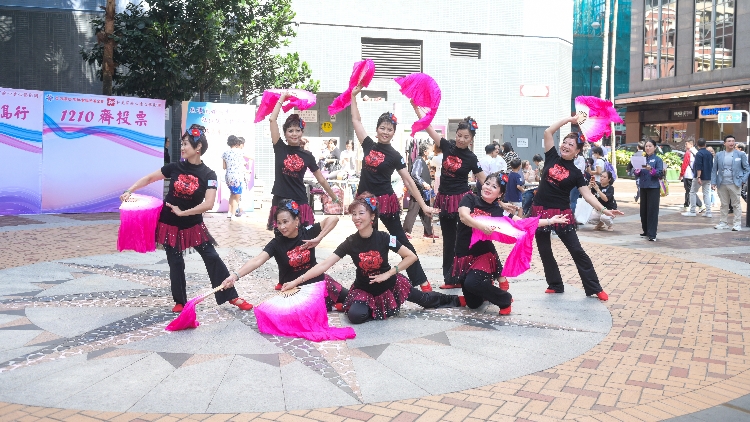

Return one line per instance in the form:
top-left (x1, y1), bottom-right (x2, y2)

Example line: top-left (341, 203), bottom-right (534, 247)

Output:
top-left (42, 92), bottom-right (165, 213)
top-left (181, 102), bottom-right (255, 212)
top-left (0, 88), bottom-right (43, 215)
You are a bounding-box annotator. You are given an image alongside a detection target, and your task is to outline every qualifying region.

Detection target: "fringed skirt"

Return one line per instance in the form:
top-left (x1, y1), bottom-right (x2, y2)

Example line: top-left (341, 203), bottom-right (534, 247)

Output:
top-left (531, 206), bottom-right (576, 233)
top-left (372, 192), bottom-right (402, 218)
top-left (343, 274), bottom-right (412, 320)
top-left (450, 252), bottom-right (502, 285)
top-left (435, 191), bottom-right (471, 218)
top-left (156, 221), bottom-right (217, 253)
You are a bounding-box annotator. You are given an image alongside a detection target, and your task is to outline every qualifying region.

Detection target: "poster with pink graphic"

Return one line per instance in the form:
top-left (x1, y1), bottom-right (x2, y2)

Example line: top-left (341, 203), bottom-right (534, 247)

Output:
top-left (42, 92), bottom-right (165, 213)
top-left (0, 88), bottom-right (43, 215)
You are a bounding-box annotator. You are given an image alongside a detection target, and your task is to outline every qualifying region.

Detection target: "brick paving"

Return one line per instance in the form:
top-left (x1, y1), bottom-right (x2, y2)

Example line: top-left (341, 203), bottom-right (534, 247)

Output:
top-left (0, 196), bottom-right (749, 421)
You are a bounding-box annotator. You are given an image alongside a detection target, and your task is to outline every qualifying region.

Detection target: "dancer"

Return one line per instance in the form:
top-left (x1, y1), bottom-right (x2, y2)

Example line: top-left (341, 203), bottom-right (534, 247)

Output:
top-left (532, 116), bottom-right (623, 299)
top-left (349, 85), bottom-right (437, 291)
top-left (222, 135), bottom-right (247, 219)
top-left (456, 172), bottom-right (568, 315)
top-left (120, 124), bottom-right (253, 312)
top-left (220, 199), bottom-right (348, 309)
top-left (267, 92), bottom-right (339, 229)
top-left (282, 194), bottom-right (463, 324)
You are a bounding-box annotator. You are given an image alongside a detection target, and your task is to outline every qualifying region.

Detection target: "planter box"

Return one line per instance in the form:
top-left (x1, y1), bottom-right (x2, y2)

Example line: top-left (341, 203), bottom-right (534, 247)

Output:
top-left (666, 168), bottom-right (680, 183)
top-left (616, 164), bottom-right (633, 179)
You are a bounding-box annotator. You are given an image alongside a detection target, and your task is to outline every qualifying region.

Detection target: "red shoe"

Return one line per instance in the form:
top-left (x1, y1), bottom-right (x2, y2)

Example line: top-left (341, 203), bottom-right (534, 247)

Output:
top-left (229, 297), bottom-right (253, 311)
top-left (499, 280), bottom-right (509, 291)
top-left (596, 291), bottom-right (609, 301)
top-left (405, 232), bottom-right (413, 239)
top-left (275, 283), bottom-right (283, 291)
top-left (334, 303), bottom-right (344, 312)
top-left (458, 296), bottom-right (466, 307)
top-left (424, 234), bottom-right (440, 239)
top-left (439, 284), bottom-right (462, 289)
top-left (545, 289), bottom-right (561, 294)
top-left (499, 305), bottom-right (512, 315)
top-left (420, 283), bottom-right (433, 292)
top-left (172, 303), bottom-right (184, 313)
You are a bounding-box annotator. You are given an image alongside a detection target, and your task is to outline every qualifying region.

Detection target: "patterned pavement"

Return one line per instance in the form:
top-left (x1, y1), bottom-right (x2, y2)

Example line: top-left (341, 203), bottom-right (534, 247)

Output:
top-left (0, 180), bottom-right (748, 421)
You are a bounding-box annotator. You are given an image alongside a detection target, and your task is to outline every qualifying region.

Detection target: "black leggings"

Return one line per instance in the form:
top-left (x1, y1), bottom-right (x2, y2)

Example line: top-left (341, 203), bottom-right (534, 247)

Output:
top-left (439, 214), bottom-right (459, 282)
top-left (535, 229), bottom-right (603, 296)
top-left (346, 288), bottom-right (461, 324)
top-left (462, 270), bottom-right (512, 310)
top-left (379, 213), bottom-right (428, 286)
top-left (164, 242), bottom-right (239, 305)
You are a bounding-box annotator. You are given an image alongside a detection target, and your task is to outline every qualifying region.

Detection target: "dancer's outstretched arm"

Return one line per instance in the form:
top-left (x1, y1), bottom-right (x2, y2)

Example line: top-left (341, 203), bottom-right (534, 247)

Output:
top-left (220, 251), bottom-right (272, 290)
top-left (411, 101), bottom-right (442, 144)
top-left (119, 170), bottom-right (165, 202)
top-left (282, 253), bottom-right (342, 291)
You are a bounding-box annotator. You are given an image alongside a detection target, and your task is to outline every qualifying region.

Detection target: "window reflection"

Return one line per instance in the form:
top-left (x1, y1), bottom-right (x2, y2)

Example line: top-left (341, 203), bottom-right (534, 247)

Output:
top-left (643, 0), bottom-right (676, 80)
top-left (694, 0), bottom-right (734, 72)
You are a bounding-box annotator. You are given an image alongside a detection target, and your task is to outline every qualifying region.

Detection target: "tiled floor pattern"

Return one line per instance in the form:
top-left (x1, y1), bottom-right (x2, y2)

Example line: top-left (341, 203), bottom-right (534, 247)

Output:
top-left (0, 185), bottom-right (748, 421)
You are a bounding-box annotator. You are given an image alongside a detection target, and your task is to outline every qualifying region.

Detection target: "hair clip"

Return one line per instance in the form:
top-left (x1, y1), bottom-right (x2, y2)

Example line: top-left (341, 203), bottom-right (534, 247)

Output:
top-left (364, 197), bottom-right (377, 211)
top-left (467, 119), bottom-right (478, 131)
top-left (500, 173), bottom-right (509, 186)
top-left (299, 119), bottom-right (306, 130)
top-left (190, 128), bottom-right (202, 141)
top-left (285, 200), bottom-right (300, 215)
top-left (389, 113), bottom-right (397, 125)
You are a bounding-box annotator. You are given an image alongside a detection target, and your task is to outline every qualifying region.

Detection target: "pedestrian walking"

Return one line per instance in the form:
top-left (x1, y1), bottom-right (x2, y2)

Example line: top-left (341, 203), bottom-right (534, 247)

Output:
top-left (711, 135), bottom-right (750, 231)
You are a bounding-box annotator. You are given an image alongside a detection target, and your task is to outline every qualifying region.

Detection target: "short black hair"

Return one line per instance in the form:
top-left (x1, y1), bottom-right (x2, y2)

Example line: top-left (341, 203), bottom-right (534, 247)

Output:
top-left (532, 154), bottom-right (543, 163)
top-left (456, 116), bottom-right (477, 138)
top-left (510, 158), bottom-right (522, 169)
top-left (724, 135), bottom-right (736, 143)
top-left (484, 144), bottom-right (496, 154)
top-left (592, 146), bottom-right (604, 156)
top-left (182, 124), bottom-right (208, 155)
top-left (697, 138), bottom-right (706, 147)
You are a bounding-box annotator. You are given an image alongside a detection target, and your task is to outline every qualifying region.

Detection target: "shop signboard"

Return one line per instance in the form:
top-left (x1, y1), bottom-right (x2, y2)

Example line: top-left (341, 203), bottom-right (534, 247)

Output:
top-left (670, 108), bottom-right (695, 120)
top-left (698, 105), bottom-right (733, 119)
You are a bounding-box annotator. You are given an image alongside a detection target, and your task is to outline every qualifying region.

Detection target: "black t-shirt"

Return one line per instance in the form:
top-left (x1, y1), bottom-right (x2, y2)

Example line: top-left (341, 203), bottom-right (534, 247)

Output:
top-left (272, 140), bottom-right (319, 203)
top-left (333, 230), bottom-right (402, 296)
top-left (356, 136), bottom-right (406, 196)
top-left (592, 183), bottom-right (617, 210)
top-left (263, 223), bottom-right (324, 285)
top-left (533, 147), bottom-right (587, 210)
top-left (160, 161), bottom-right (218, 229)
top-left (455, 194), bottom-right (505, 257)
top-left (438, 138), bottom-right (483, 195)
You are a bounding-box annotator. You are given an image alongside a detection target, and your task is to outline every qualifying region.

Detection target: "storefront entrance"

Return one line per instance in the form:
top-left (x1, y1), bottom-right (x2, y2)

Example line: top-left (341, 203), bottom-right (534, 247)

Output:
top-left (641, 122), bottom-right (691, 146)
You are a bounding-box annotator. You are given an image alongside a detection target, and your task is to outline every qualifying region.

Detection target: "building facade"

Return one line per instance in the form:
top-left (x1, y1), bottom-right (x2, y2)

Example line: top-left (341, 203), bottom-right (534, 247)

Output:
top-left (616, 0), bottom-right (748, 148)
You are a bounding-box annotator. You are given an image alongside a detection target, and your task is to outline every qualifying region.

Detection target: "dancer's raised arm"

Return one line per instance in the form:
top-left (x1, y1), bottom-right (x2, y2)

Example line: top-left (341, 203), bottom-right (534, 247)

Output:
top-left (544, 115), bottom-right (578, 152)
top-left (411, 101), bottom-right (442, 144)
top-left (270, 92), bottom-right (290, 145)
top-left (350, 85), bottom-right (367, 145)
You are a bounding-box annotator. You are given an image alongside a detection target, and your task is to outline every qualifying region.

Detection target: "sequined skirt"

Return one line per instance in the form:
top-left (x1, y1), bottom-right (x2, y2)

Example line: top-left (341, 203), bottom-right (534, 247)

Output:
top-left (343, 274), bottom-right (411, 320)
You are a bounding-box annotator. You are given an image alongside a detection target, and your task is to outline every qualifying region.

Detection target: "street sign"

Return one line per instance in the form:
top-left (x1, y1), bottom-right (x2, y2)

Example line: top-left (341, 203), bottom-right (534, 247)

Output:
top-left (718, 111), bottom-right (743, 123)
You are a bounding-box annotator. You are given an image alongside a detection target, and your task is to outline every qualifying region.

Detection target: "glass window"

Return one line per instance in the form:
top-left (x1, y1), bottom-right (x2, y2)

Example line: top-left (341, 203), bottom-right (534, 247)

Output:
top-left (643, 0), bottom-right (677, 80)
top-left (694, 0), bottom-right (734, 72)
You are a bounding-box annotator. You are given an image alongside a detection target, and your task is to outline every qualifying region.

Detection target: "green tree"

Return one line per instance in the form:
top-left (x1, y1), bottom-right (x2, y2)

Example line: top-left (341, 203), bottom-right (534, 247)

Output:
top-left (81, 0), bottom-right (318, 104)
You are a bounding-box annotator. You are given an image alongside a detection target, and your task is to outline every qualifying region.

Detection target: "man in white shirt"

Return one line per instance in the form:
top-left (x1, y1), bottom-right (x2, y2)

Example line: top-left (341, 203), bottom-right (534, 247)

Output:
top-left (679, 140), bottom-right (703, 214)
top-left (478, 143), bottom-right (507, 175)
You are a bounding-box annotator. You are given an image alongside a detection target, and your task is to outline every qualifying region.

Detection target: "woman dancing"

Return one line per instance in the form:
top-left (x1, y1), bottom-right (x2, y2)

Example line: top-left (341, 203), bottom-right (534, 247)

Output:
top-left (120, 124), bottom-right (253, 312)
top-left (220, 199), bottom-right (348, 308)
top-left (456, 172), bottom-right (568, 315)
top-left (532, 116), bottom-right (623, 299)
top-left (281, 194), bottom-right (463, 324)
top-left (267, 92), bottom-right (339, 229)
top-left (349, 85), bottom-right (437, 292)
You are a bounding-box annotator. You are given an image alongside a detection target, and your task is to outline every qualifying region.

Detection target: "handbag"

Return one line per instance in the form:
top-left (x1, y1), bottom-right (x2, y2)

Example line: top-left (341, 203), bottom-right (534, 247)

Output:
top-left (574, 198), bottom-right (593, 224)
top-left (659, 178), bottom-right (669, 197)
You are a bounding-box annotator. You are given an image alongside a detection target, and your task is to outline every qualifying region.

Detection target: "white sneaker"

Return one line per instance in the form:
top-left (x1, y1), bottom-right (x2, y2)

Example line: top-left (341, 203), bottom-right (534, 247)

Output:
top-left (698, 206), bottom-right (706, 213)
top-left (683, 206), bottom-right (690, 212)
top-left (715, 222), bottom-right (730, 229)
top-left (681, 212), bottom-right (697, 217)
top-left (704, 212), bottom-right (713, 218)
top-left (733, 225), bottom-right (742, 231)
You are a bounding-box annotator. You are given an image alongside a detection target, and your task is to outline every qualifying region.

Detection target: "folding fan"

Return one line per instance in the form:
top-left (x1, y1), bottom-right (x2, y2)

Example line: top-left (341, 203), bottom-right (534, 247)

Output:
top-left (118, 194), bottom-right (163, 253)
top-left (469, 216), bottom-right (540, 277)
top-left (328, 59), bottom-right (376, 115)
top-left (574, 96), bottom-right (623, 143)
top-left (395, 73), bottom-right (442, 136)
top-left (254, 89), bottom-right (317, 123)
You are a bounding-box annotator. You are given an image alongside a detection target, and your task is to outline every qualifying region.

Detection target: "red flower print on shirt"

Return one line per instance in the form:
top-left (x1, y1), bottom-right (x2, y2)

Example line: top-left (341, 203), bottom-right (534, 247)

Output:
top-left (547, 164), bottom-right (570, 183)
top-left (284, 154), bottom-right (305, 172)
top-left (364, 150), bottom-right (385, 168)
top-left (174, 174), bottom-right (199, 196)
top-left (471, 208), bottom-right (490, 218)
top-left (287, 246), bottom-right (311, 268)
top-left (444, 156), bottom-right (463, 173)
top-left (358, 250), bottom-right (383, 272)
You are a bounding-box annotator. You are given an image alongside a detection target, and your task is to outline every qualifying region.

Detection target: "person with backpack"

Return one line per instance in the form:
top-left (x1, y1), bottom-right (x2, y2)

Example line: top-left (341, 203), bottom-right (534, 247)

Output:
top-left (679, 140), bottom-right (703, 214)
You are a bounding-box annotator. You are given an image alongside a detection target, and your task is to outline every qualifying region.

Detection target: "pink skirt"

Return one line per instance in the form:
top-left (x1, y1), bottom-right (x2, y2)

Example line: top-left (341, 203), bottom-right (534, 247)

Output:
top-left (373, 193), bottom-right (402, 217)
top-left (155, 222), bottom-right (217, 252)
top-left (435, 191), bottom-right (471, 217)
top-left (531, 206), bottom-right (576, 233)
top-left (450, 252), bottom-right (501, 284)
top-left (269, 203), bottom-right (314, 227)
top-left (343, 274), bottom-right (412, 320)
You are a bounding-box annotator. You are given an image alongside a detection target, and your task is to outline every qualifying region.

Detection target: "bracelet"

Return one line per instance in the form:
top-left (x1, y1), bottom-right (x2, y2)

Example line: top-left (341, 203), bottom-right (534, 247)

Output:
top-left (124, 189), bottom-right (131, 194)
top-left (547, 218), bottom-right (551, 226)
top-left (393, 265), bottom-right (399, 274)
top-left (232, 271), bottom-right (241, 281)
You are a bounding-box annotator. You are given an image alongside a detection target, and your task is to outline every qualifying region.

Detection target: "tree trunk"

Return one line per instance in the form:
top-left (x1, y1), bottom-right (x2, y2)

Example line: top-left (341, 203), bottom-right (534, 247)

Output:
top-left (102, 0), bottom-right (115, 95)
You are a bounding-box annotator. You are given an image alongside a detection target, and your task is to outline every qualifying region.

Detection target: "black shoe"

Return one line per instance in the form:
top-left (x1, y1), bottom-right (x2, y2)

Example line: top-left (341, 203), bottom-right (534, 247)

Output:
top-left (266, 224), bottom-right (273, 231)
top-left (639, 233), bottom-right (648, 237)
top-left (648, 237), bottom-right (656, 241)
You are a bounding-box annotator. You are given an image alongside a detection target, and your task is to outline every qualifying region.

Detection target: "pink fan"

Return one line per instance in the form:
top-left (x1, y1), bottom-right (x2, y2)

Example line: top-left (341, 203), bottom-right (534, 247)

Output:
top-left (118, 194), bottom-right (163, 253)
top-left (469, 216), bottom-right (540, 277)
top-left (328, 59), bottom-right (376, 116)
top-left (254, 89), bottom-right (317, 123)
top-left (165, 285), bottom-right (224, 331)
top-left (574, 96), bottom-right (623, 142)
top-left (254, 281), bottom-right (356, 342)
top-left (395, 73), bottom-right (442, 136)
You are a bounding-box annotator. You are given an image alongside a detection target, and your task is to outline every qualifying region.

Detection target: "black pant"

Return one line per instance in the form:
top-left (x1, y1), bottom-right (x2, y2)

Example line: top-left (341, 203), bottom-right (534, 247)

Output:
top-left (683, 178), bottom-right (702, 208)
top-left (346, 288), bottom-right (460, 324)
top-left (439, 214), bottom-right (459, 281)
top-left (640, 187), bottom-right (660, 238)
top-left (164, 243), bottom-right (239, 305)
top-left (379, 214), bottom-right (428, 286)
top-left (403, 195), bottom-right (433, 235)
top-left (535, 229), bottom-right (603, 295)
top-left (462, 270), bottom-right (512, 310)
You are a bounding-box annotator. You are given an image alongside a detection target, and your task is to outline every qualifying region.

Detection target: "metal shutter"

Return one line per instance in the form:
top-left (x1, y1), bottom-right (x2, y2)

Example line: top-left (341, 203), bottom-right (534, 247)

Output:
top-left (361, 37), bottom-right (422, 79)
top-left (450, 42), bottom-right (481, 59)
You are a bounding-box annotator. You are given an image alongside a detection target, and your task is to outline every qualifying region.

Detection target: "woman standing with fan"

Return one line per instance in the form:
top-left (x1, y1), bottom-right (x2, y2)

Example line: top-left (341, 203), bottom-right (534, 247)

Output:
top-left (120, 124), bottom-right (253, 313)
top-left (532, 116), bottom-right (623, 299)
top-left (349, 85), bottom-right (437, 292)
top-left (220, 199), bottom-right (348, 310)
top-left (456, 172), bottom-right (568, 315)
top-left (266, 92), bottom-right (340, 230)
top-left (282, 194), bottom-right (463, 324)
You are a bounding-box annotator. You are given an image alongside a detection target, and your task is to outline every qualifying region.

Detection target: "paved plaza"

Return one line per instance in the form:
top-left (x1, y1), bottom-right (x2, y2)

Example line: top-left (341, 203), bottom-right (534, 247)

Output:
top-left (1, 180), bottom-right (749, 421)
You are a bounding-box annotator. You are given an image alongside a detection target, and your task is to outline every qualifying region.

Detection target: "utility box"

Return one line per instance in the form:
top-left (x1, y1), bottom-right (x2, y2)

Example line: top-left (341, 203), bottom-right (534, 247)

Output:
top-left (488, 125), bottom-right (560, 163)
